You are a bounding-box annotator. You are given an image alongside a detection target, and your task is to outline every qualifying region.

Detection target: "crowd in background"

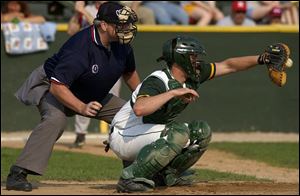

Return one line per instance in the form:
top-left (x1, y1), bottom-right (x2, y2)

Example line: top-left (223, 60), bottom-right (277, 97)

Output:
top-left (1, 1), bottom-right (299, 26)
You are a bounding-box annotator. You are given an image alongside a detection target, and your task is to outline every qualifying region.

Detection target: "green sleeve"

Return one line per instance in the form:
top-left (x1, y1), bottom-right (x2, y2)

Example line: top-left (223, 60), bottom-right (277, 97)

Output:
top-left (137, 76), bottom-right (166, 98)
top-left (199, 63), bottom-right (216, 84)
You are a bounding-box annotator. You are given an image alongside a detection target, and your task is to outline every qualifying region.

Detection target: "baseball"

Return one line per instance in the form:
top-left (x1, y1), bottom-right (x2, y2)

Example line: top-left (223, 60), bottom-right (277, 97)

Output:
top-left (286, 58), bottom-right (293, 68)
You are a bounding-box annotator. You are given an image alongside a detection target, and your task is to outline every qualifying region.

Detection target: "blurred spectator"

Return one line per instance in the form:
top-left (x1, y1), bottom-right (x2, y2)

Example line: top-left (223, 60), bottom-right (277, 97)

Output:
top-left (246, 1), bottom-right (281, 24)
top-left (1, 1), bottom-right (57, 55)
top-left (217, 1), bottom-right (256, 26)
top-left (247, 1), bottom-right (299, 25)
top-left (215, 1), bottom-right (234, 17)
top-left (280, 1), bottom-right (299, 25)
top-left (143, 1), bottom-right (189, 25)
top-left (47, 1), bottom-right (66, 22)
top-left (67, 1), bottom-right (100, 36)
top-left (1, 1), bottom-right (46, 23)
top-left (120, 1), bottom-right (156, 24)
top-left (182, 1), bottom-right (224, 26)
top-left (267, 7), bottom-right (283, 24)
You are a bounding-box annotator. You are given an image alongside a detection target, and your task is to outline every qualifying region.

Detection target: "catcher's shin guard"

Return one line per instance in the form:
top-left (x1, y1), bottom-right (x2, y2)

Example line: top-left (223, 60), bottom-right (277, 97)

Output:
top-left (121, 122), bottom-right (189, 181)
top-left (158, 120), bottom-right (212, 186)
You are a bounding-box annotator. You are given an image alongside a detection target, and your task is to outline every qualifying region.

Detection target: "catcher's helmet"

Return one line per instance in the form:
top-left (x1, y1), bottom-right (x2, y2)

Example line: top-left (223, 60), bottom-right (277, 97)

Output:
top-left (157, 36), bottom-right (206, 82)
top-left (94, 2), bottom-right (138, 44)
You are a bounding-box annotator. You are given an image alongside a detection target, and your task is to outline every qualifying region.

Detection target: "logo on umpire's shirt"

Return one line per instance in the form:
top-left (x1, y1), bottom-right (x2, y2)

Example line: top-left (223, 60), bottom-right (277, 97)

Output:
top-left (92, 64), bottom-right (99, 74)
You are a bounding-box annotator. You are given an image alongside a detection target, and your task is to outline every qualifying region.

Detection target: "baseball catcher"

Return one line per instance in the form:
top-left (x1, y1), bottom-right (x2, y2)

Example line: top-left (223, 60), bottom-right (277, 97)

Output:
top-left (107, 36), bottom-right (293, 192)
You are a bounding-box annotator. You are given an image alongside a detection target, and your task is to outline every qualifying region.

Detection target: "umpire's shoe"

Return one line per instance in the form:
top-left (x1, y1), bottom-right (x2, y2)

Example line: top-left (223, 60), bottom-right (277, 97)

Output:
top-left (6, 165), bottom-right (32, 191)
top-left (116, 177), bottom-right (154, 193)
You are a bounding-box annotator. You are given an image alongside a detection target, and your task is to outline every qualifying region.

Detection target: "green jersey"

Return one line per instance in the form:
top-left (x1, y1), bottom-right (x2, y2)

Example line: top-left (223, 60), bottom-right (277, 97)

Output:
top-left (137, 63), bottom-right (216, 124)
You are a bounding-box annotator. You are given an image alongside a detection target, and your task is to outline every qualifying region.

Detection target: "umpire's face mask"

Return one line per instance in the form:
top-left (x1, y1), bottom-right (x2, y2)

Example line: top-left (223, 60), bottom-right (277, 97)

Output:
top-left (114, 6), bottom-right (138, 44)
top-left (116, 23), bottom-right (137, 44)
top-left (95, 6), bottom-right (138, 44)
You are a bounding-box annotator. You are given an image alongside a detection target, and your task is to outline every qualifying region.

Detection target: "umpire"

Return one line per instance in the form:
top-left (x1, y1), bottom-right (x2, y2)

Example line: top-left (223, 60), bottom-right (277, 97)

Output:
top-left (6, 2), bottom-right (140, 192)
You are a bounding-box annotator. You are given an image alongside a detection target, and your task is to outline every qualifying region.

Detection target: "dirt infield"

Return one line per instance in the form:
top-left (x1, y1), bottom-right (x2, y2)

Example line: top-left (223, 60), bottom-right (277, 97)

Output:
top-left (2, 181), bottom-right (299, 195)
top-left (1, 131), bottom-right (299, 195)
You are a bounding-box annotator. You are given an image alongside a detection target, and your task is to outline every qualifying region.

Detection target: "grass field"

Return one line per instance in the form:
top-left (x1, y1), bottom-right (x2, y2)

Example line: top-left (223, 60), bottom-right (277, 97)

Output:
top-left (2, 141), bottom-right (298, 182)
top-left (1, 147), bottom-right (268, 182)
top-left (209, 142), bottom-right (299, 169)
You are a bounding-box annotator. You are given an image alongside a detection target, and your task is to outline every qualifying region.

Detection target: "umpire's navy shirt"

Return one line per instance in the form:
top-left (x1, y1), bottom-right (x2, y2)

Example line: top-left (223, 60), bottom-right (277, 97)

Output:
top-left (44, 25), bottom-right (135, 103)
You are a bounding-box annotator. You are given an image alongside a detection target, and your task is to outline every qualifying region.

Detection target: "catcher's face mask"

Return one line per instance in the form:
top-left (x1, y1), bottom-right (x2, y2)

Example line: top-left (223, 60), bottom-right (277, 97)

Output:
top-left (157, 36), bottom-right (206, 82)
top-left (188, 53), bottom-right (205, 81)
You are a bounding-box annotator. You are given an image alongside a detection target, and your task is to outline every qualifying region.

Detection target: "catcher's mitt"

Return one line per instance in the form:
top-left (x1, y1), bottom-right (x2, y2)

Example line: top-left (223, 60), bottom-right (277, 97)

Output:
top-left (258, 43), bottom-right (292, 87)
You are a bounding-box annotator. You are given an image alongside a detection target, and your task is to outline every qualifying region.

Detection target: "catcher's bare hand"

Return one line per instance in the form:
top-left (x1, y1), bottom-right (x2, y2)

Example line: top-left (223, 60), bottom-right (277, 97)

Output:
top-left (171, 88), bottom-right (199, 103)
top-left (82, 101), bottom-right (102, 116)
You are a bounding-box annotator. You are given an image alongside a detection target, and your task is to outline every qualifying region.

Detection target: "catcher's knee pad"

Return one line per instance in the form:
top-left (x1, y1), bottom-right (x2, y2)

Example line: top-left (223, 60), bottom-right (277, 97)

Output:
top-left (164, 122), bottom-right (190, 153)
top-left (121, 122), bottom-right (189, 180)
top-left (188, 120), bottom-right (212, 149)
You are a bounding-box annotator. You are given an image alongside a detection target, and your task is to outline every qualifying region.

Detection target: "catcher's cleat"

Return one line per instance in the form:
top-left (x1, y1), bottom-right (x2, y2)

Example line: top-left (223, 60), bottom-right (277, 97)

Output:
top-left (173, 170), bottom-right (195, 186)
top-left (116, 178), bottom-right (154, 193)
top-left (71, 133), bottom-right (86, 148)
top-left (152, 169), bottom-right (196, 187)
top-left (6, 165), bottom-right (32, 191)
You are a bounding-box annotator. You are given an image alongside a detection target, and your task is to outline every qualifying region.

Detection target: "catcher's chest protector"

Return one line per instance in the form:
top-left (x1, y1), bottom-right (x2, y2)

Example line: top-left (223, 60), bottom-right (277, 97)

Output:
top-left (142, 70), bottom-right (190, 124)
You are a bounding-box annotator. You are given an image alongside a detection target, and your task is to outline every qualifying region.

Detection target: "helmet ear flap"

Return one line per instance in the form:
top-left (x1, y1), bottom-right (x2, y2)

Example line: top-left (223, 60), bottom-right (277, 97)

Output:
top-left (165, 38), bottom-right (177, 67)
top-left (171, 38), bottom-right (177, 64)
top-left (159, 39), bottom-right (173, 66)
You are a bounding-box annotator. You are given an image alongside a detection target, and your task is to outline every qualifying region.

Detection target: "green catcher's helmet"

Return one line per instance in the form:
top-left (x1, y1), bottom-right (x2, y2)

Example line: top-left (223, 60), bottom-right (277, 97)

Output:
top-left (157, 35), bottom-right (206, 82)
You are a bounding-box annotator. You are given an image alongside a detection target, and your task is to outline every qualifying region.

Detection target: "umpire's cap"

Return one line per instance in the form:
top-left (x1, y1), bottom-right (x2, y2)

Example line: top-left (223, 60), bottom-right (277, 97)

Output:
top-left (95, 2), bottom-right (137, 24)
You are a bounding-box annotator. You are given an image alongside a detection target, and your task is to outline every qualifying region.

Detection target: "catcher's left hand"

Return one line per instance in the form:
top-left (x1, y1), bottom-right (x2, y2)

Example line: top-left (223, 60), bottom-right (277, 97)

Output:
top-left (258, 43), bottom-right (293, 87)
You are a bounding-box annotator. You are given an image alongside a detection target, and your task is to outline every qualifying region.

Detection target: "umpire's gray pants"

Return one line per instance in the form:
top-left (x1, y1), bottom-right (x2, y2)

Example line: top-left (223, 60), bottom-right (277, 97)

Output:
top-left (14, 65), bottom-right (126, 175)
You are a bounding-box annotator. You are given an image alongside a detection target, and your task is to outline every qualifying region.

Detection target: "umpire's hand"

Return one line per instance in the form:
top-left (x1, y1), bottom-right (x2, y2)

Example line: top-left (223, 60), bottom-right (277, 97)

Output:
top-left (82, 101), bottom-right (102, 117)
